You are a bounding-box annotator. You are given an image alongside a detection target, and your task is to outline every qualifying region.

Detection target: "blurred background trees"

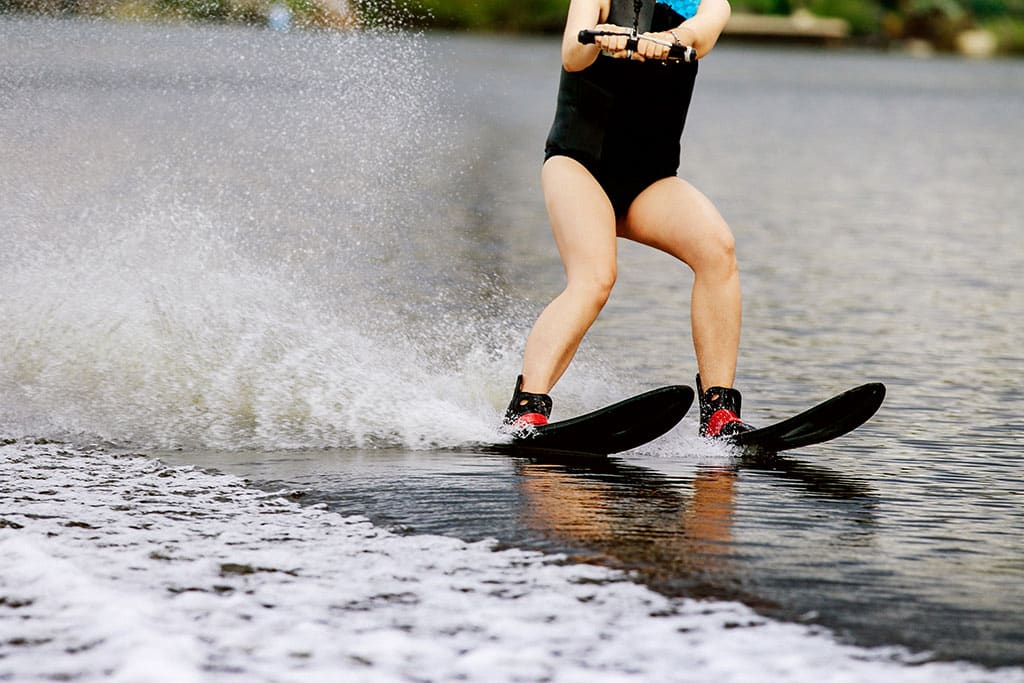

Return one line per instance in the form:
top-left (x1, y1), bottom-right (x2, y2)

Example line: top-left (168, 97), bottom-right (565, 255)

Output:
top-left (2, 0), bottom-right (1022, 53)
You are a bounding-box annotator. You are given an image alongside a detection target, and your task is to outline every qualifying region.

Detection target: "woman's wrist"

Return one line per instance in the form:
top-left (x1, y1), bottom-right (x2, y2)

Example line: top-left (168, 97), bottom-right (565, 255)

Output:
top-left (670, 25), bottom-right (698, 46)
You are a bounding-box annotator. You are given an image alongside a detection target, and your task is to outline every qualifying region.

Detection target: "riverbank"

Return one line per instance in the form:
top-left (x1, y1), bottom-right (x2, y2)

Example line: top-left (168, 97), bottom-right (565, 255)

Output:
top-left (2, 0), bottom-right (1023, 55)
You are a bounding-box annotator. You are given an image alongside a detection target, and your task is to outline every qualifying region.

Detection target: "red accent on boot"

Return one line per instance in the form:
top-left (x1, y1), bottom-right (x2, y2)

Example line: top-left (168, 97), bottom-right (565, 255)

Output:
top-left (705, 409), bottom-right (742, 437)
top-left (512, 412), bottom-right (549, 429)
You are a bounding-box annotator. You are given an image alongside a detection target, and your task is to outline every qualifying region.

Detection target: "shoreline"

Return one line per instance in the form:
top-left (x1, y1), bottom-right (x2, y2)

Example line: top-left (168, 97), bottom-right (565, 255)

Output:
top-left (0, 6), bottom-right (1019, 57)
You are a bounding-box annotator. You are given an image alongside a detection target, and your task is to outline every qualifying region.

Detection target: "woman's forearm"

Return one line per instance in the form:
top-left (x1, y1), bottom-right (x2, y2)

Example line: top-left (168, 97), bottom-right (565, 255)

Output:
top-left (561, 0), bottom-right (606, 71)
top-left (675, 0), bottom-right (730, 58)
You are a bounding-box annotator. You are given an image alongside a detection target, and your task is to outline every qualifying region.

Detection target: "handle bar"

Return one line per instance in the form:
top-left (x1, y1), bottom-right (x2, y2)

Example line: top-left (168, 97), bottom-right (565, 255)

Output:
top-left (578, 29), bottom-right (697, 63)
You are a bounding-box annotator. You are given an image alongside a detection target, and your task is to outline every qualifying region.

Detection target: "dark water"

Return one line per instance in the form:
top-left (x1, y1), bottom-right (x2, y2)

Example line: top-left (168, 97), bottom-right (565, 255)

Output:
top-left (166, 443), bottom-right (1023, 667)
top-left (2, 16), bottom-right (1022, 670)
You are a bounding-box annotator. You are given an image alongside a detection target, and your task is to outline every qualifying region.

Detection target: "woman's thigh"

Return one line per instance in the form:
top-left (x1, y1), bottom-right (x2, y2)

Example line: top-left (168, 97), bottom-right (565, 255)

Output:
top-left (617, 176), bottom-right (736, 271)
top-left (542, 156), bottom-right (619, 285)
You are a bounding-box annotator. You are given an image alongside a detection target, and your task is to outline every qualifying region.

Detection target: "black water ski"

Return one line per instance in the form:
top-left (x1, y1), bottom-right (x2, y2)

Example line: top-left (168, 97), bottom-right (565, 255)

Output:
top-left (729, 382), bottom-right (886, 453)
top-left (501, 385), bottom-right (694, 457)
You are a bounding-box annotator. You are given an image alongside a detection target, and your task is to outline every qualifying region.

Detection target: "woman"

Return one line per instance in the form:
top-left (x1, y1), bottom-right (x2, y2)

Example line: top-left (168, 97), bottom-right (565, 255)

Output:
top-left (503, 0), bottom-right (753, 438)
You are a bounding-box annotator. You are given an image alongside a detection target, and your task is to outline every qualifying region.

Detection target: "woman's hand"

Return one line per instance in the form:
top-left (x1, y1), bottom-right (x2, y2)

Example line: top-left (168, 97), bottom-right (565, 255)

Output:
top-left (593, 23), bottom-right (632, 56)
top-left (635, 31), bottom-right (676, 61)
top-left (594, 27), bottom-right (693, 62)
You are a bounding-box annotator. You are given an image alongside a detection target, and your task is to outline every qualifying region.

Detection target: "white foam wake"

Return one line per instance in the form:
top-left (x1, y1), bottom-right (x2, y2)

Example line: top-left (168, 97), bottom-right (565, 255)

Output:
top-left (2, 442), bottom-right (1020, 683)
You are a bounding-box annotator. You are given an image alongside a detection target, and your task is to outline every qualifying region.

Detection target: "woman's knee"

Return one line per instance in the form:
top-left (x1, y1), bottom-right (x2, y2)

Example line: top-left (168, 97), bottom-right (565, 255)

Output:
top-left (693, 229), bottom-right (738, 279)
top-left (567, 266), bottom-right (617, 306)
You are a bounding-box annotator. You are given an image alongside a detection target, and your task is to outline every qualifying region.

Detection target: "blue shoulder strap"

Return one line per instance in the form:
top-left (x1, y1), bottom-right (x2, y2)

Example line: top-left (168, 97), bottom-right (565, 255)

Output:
top-left (657, 0), bottom-right (700, 19)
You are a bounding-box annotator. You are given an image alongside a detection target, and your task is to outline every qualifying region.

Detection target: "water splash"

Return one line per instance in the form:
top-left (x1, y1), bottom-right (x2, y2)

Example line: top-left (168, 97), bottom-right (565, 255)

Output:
top-left (1, 203), bottom-right (536, 449)
top-left (0, 19), bottom-right (649, 452)
top-left (0, 19), bottom-right (517, 450)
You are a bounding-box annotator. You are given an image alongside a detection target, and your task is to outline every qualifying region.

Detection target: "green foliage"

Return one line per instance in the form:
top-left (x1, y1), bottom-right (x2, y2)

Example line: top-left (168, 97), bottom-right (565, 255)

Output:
top-left (982, 13), bottom-right (1024, 48)
top-left (406, 0), bottom-right (567, 31)
top-left (965, 0), bottom-right (1024, 17)
top-left (4, 0), bottom-right (1024, 52)
top-left (156, 0), bottom-right (231, 20)
top-left (731, 0), bottom-right (793, 15)
top-left (806, 0), bottom-right (881, 33)
top-left (967, 0), bottom-right (1007, 17)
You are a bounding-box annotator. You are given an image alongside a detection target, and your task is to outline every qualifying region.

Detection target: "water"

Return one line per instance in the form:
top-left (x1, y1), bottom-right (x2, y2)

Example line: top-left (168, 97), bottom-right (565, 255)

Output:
top-left (1, 15), bottom-right (1023, 680)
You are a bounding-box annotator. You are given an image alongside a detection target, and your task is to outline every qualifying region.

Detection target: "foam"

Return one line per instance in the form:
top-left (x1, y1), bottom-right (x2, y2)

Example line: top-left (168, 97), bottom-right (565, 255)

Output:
top-left (2, 441), bottom-right (1020, 682)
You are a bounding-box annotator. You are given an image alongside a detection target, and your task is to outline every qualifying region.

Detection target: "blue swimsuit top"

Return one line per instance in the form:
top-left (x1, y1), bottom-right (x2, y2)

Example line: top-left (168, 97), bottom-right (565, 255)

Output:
top-left (605, 0), bottom-right (699, 30)
top-left (658, 0), bottom-right (699, 20)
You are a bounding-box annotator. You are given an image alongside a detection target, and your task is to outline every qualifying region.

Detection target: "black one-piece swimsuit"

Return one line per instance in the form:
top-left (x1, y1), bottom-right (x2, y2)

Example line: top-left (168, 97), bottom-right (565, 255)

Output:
top-left (544, 0), bottom-right (698, 218)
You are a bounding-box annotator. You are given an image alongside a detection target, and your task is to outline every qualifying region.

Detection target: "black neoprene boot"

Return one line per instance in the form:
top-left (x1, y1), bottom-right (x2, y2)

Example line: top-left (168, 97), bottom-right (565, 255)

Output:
top-left (697, 374), bottom-right (754, 438)
top-left (502, 375), bottom-right (552, 432)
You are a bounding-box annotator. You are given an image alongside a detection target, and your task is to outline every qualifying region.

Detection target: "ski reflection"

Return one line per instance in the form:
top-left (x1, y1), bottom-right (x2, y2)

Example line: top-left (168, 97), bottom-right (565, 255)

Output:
top-left (512, 454), bottom-right (876, 605)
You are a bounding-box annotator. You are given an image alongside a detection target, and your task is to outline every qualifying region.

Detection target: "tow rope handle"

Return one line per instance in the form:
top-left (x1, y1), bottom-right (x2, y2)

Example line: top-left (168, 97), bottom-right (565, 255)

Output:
top-left (578, 29), bottom-right (697, 63)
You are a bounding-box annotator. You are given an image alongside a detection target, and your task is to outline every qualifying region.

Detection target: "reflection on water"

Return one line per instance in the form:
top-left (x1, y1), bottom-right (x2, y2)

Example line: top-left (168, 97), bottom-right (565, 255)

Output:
top-left (516, 462), bottom-right (742, 596)
top-left (513, 455), bottom-right (875, 606)
top-left (161, 441), bottom-right (1021, 666)
top-left (162, 448), bottom-right (910, 656)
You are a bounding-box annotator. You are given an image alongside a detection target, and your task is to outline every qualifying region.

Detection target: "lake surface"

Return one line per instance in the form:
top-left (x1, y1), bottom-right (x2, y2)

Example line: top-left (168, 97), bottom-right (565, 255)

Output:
top-left (1, 15), bottom-right (1022, 679)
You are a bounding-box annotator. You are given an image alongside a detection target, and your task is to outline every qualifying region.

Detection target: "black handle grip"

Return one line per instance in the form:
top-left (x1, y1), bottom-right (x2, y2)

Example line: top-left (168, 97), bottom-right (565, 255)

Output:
top-left (577, 29), bottom-right (697, 63)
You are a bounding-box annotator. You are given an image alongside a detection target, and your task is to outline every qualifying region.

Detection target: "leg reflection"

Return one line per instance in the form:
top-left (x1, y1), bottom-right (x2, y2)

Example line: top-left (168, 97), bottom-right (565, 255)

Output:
top-left (515, 460), bottom-right (748, 601)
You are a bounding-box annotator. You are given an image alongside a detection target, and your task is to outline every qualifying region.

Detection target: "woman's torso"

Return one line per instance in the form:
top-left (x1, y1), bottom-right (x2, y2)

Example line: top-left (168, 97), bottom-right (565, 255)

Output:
top-left (545, 0), bottom-right (699, 176)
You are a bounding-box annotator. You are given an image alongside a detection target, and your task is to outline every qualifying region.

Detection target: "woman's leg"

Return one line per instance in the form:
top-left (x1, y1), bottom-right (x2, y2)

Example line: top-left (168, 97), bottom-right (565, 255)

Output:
top-left (519, 156), bottom-right (619, 394)
top-left (617, 176), bottom-right (742, 389)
